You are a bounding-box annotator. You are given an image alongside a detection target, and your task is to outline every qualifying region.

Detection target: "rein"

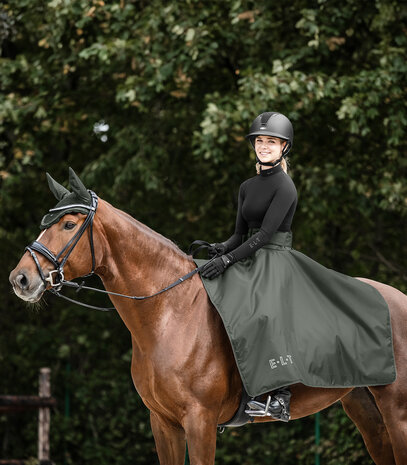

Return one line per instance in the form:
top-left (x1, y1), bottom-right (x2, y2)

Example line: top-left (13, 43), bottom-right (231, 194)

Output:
top-left (48, 264), bottom-right (206, 311)
top-left (25, 193), bottom-right (213, 311)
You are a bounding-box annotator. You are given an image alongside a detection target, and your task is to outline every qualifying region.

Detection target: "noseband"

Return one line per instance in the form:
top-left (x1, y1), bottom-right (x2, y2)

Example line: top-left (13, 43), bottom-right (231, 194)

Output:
top-left (25, 191), bottom-right (98, 292)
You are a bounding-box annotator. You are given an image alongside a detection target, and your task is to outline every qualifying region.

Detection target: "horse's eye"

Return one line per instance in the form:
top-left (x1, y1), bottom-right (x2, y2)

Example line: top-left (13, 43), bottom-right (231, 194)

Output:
top-left (64, 222), bottom-right (76, 230)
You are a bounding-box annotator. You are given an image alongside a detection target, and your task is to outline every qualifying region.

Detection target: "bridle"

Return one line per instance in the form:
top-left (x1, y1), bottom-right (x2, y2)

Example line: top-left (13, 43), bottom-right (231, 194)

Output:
top-left (26, 191), bottom-right (98, 293)
top-left (24, 192), bottom-right (214, 311)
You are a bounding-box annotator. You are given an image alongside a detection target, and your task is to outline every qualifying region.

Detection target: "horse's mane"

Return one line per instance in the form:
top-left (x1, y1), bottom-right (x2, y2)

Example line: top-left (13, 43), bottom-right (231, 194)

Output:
top-left (106, 201), bottom-right (190, 260)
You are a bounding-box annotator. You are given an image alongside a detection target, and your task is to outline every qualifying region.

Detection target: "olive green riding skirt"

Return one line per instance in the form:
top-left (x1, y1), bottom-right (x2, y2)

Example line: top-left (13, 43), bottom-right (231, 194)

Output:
top-left (195, 231), bottom-right (396, 397)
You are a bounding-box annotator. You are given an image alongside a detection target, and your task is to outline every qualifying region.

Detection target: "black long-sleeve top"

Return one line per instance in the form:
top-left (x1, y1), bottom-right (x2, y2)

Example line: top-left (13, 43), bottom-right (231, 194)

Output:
top-left (224, 164), bottom-right (298, 262)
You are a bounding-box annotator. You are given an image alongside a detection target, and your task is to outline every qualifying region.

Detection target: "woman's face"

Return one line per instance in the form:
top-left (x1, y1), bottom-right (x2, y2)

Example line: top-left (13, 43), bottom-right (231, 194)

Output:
top-left (255, 136), bottom-right (285, 164)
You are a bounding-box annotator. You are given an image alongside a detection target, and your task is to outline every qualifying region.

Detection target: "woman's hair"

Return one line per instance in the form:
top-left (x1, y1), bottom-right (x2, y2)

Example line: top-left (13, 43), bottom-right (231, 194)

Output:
top-left (256, 157), bottom-right (288, 174)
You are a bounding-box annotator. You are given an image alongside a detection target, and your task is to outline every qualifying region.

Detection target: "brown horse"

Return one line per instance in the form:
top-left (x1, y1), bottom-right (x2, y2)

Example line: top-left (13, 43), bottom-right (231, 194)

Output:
top-left (9, 192), bottom-right (407, 464)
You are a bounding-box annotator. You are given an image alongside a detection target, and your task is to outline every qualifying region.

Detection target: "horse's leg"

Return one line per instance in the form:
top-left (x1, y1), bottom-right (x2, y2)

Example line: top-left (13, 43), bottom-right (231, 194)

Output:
top-left (341, 387), bottom-right (395, 465)
top-left (182, 408), bottom-right (218, 465)
top-left (364, 283), bottom-right (407, 465)
top-left (150, 412), bottom-right (186, 465)
top-left (368, 382), bottom-right (407, 465)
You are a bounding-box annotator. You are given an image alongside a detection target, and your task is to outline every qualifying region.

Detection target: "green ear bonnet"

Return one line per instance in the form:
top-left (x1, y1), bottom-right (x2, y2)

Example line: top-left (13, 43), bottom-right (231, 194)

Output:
top-left (40, 167), bottom-right (93, 230)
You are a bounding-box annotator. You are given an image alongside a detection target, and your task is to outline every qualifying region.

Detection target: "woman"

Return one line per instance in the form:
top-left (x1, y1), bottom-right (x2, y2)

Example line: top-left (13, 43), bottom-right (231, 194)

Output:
top-left (198, 112), bottom-right (395, 424)
top-left (200, 111), bottom-right (296, 279)
top-left (201, 111), bottom-right (296, 421)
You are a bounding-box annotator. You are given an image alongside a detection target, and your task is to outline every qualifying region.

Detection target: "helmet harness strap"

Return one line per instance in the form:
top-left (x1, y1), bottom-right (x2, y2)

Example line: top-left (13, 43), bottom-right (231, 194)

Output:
top-left (255, 141), bottom-right (291, 167)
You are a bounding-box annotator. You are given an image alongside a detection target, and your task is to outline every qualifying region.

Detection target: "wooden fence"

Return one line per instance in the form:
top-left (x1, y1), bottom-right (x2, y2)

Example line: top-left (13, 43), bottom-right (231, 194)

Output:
top-left (0, 368), bottom-right (56, 465)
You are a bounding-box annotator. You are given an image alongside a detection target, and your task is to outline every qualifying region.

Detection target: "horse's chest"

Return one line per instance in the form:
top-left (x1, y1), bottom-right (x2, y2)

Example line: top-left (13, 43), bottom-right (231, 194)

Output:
top-left (130, 347), bottom-right (180, 393)
top-left (130, 352), bottom-right (187, 417)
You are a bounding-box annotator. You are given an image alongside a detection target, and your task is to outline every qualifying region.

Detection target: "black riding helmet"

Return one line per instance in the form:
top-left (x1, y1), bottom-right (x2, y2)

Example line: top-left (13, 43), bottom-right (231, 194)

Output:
top-left (246, 112), bottom-right (294, 166)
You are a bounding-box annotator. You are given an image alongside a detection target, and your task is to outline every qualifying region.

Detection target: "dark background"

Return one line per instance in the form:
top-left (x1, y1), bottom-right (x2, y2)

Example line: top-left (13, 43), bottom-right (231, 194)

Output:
top-left (1, 0), bottom-right (406, 463)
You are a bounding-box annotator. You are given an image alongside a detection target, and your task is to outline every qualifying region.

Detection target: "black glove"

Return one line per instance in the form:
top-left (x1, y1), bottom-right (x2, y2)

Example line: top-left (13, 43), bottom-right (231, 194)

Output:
top-left (207, 242), bottom-right (227, 259)
top-left (200, 254), bottom-right (234, 280)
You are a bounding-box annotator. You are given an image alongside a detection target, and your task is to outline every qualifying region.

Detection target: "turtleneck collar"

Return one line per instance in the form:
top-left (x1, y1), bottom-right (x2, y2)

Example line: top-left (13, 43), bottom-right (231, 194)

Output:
top-left (259, 164), bottom-right (283, 177)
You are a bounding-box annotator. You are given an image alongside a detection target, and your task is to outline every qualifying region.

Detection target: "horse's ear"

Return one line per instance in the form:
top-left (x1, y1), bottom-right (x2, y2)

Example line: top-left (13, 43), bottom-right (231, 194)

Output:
top-left (46, 172), bottom-right (70, 201)
top-left (69, 167), bottom-right (90, 203)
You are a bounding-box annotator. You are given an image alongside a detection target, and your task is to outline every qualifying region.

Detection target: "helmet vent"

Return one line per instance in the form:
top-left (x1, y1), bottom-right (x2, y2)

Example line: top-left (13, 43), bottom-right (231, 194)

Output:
top-left (260, 113), bottom-right (273, 125)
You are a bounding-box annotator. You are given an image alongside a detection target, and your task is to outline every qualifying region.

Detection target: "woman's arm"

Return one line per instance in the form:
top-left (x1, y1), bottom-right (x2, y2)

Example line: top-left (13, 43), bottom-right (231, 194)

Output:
top-left (228, 181), bottom-right (297, 262)
top-left (201, 180), bottom-right (297, 279)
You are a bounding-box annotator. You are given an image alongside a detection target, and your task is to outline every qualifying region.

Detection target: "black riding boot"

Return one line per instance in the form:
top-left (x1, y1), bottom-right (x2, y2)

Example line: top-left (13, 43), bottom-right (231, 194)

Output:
top-left (245, 387), bottom-right (291, 422)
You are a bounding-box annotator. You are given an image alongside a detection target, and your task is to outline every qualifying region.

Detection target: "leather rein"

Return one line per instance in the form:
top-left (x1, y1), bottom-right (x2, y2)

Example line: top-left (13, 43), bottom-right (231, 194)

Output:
top-left (25, 192), bottom-right (213, 312)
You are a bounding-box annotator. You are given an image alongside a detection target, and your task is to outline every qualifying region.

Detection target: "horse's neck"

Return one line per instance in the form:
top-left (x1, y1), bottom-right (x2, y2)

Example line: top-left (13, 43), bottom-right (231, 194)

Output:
top-left (94, 200), bottom-right (194, 336)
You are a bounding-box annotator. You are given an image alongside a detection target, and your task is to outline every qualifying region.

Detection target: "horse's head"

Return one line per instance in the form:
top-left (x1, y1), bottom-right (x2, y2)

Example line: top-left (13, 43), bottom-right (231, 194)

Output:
top-left (9, 168), bottom-right (98, 303)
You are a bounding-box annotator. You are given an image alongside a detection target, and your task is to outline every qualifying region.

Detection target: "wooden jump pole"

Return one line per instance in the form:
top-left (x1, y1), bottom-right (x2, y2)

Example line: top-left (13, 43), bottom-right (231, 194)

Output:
top-left (0, 368), bottom-right (55, 465)
top-left (0, 396), bottom-right (56, 412)
top-left (38, 367), bottom-right (51, 462)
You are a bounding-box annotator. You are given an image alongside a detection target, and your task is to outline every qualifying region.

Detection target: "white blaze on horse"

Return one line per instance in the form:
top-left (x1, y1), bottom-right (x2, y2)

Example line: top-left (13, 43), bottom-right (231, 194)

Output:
top-left (9, 169), bottom-right (407, 465)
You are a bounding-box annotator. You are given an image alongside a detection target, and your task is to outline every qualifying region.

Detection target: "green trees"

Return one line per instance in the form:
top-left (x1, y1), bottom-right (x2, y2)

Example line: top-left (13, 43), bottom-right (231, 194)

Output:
top-left (1, 1), bottom-right (406, 463)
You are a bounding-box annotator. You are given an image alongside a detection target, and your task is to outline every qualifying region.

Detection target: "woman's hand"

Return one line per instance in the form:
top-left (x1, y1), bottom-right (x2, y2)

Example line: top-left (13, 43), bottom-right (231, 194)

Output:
top-left (200, 254), bottom-right (234, 279)
top-left (207, 243), bottom-right (227, 259)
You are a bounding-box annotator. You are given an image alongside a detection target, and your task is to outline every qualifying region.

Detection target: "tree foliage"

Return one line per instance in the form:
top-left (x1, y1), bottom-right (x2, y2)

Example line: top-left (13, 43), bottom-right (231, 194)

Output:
top-left (1, 0), bottom-right (406, 463)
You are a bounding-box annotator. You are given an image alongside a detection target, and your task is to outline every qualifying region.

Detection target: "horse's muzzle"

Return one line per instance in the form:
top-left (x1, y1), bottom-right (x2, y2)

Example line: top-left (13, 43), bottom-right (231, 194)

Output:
top-left (9, 267), bottom-right (46, 303)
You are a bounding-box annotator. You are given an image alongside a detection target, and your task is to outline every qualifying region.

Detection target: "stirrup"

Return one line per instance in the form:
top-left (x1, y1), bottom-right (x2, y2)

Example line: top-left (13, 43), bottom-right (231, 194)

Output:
top-left (245, 394), bottom-right (291, 422)
top-left (245, 396), bottom-right (273, 416)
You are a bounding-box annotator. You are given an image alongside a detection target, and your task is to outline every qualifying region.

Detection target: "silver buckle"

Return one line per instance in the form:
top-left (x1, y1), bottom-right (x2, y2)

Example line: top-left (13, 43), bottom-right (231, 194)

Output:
top-left (45, 269), bottom-right (64, 289)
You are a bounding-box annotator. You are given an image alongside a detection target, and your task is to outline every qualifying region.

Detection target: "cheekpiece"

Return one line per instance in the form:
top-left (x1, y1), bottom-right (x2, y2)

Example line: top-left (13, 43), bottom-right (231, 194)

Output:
top-left (40, 167), bottom-right (92, 230)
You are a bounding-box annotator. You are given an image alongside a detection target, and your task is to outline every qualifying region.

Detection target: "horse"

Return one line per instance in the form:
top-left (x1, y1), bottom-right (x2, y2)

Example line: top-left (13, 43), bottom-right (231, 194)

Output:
top-left (9, 171), bottom-right (407, 465)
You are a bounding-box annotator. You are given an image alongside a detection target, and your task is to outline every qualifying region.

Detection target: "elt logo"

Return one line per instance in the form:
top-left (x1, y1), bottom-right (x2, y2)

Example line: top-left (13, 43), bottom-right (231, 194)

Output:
top-left (269, 355), bottom-right (294, 370)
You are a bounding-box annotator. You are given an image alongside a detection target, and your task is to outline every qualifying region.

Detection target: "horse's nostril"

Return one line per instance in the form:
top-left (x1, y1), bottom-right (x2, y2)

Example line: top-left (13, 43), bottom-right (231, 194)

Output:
top-left (16, 272), bottom-right (29, 290)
